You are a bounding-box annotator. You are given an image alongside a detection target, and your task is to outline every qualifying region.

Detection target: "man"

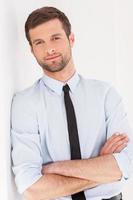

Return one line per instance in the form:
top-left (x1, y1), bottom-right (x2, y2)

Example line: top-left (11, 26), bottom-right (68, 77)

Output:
top-left (11, 6), bottom-right (133, 200)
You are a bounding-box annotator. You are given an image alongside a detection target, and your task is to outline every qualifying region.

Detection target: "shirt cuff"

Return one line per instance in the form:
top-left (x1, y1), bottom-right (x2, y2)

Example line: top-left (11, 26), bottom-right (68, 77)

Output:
top-left (13, 165), bottom-right (43, 194)
top-left (113, 152), bottom-right (132, 180)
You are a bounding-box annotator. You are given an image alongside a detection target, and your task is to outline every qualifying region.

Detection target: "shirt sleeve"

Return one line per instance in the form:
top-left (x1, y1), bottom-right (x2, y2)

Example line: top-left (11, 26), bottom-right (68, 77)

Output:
top-left (11, 93), bottom-right (43, 194)
top-left (105, 86), bottom-right (133, 180)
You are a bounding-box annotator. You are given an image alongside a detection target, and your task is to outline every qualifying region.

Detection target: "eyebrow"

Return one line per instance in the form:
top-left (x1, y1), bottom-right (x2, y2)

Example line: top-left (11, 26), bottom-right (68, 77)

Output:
top-left (32, 33), bottom-right (62, 44)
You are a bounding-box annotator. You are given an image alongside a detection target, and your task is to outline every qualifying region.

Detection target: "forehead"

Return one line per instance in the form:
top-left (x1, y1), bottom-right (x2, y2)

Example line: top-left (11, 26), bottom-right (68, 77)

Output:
top-left (29, 18), bottom-right (66, 40)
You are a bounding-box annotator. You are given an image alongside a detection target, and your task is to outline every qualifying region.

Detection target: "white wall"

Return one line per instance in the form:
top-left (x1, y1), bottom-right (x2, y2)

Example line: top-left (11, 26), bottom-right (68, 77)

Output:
top-left (0, 0), bottom-right (22, 199)
top-left (0, 0), bottom-right (133, 200)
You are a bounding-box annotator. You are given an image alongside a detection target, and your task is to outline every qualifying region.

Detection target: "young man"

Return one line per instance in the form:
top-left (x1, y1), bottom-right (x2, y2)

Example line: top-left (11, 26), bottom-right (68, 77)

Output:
top-left (11, 6), bottom-right (133, 200)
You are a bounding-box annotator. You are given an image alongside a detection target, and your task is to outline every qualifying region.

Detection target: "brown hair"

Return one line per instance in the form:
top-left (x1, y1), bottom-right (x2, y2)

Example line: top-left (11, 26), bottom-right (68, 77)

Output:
top-left (25, 6), bottom-right (71, 46)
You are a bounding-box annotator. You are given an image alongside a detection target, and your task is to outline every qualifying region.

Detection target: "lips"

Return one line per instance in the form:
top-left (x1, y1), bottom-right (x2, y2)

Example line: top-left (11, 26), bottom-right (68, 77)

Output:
top-left (46, 55), bottom-right (61, 60)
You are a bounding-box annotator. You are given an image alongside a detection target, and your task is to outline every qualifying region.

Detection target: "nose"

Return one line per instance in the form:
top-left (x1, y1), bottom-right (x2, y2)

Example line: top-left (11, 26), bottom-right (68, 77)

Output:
top-left (47, 48), bottom-right (56, 55)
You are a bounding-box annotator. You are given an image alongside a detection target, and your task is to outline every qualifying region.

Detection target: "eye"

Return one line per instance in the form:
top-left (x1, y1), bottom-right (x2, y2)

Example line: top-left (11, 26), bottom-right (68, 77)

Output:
top-left (36, 41), bottom-right (41, 45)
top-left (53, 37), bottom-right (60, 41)
top-left (34, 40), bottom-right (44, 46)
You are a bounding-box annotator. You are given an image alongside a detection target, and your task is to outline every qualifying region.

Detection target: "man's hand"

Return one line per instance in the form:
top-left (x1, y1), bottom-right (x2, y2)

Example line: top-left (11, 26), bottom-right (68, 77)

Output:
top-left (100, 133), bottom-right (129, 156)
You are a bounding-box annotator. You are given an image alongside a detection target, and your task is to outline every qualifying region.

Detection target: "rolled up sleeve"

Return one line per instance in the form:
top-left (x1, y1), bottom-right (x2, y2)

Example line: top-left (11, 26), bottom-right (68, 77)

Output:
top-left (11, 93), bottom-right (43, 194)
top-left (105, 86), bottom-right (133, 180)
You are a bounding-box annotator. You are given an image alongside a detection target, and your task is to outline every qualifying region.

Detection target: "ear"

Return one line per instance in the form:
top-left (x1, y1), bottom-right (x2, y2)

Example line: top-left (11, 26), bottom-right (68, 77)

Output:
top-left (69, 32), bottom-right (75, 47)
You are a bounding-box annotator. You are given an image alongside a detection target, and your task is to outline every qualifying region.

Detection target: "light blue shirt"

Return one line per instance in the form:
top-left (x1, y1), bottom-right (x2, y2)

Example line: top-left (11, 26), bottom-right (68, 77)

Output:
top-left (11, 72), bottom-right (133, 200)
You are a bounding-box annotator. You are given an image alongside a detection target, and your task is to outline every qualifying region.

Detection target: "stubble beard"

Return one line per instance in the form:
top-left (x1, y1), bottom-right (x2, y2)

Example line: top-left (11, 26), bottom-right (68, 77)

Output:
top-left (37, 52), bottom-right (72, 73)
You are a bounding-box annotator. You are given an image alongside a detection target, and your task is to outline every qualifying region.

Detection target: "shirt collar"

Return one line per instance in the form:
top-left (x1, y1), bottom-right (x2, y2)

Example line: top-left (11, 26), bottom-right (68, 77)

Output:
top-left (42, 72), bottom-right (80, 95)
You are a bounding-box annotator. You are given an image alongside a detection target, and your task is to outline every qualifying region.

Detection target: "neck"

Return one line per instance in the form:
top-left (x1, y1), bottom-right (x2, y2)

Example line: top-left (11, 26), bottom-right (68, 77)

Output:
top-left (43, 59), bottom-right (76, 82)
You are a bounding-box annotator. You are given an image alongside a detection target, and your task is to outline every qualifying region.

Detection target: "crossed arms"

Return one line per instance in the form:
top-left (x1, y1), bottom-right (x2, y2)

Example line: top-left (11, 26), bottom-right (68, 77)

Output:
top-left (24, 133), bottom-right (128, 200)
top-left (11, 86), bottom-right (133, 200)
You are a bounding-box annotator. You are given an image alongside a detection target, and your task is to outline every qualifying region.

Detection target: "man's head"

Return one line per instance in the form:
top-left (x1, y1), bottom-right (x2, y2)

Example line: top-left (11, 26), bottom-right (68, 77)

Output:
top-left (25, 6), bottom-right (71, 46)
top-left (25, 7), bottom-right (75, 75)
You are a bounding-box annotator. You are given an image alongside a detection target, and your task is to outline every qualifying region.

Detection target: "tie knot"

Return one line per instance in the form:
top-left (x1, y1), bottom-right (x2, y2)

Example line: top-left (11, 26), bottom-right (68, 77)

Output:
top-left (63, 84), bottom-right (70, 93)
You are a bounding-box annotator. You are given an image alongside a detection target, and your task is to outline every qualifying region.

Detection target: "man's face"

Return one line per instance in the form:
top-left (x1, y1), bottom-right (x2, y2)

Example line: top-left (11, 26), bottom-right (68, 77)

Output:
top-left (29, 19), bottom-right (74, 73)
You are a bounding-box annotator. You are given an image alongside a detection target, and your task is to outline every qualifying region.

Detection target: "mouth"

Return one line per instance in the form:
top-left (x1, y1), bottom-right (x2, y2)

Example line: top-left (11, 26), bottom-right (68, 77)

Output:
top-left (46, 55), bottom-right (61, 61)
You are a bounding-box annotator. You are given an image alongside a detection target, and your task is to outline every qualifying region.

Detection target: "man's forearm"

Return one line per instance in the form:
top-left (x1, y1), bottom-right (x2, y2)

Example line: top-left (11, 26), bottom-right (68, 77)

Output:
top-left (24, 173), bottom-right (99, 200)
top-left (43, 154), bottom-right (122, 184)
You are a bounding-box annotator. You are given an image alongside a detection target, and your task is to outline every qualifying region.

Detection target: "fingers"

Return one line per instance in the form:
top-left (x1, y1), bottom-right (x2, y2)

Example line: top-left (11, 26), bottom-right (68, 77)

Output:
top-left (100, 132), bottom-right (129, 156)
top-left (106, 133), bottom-right (128, 151)
top-left (107, 133), bottom-right (128, 145)
top-left (113, 142), bottom-right (128, 153)
top-left (112, 136), bottom-right (129, 153)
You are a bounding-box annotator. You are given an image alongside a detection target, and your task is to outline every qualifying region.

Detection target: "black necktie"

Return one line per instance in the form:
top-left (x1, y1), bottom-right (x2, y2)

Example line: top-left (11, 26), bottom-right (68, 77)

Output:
top-left (63, 84), bottom-right (86, 200)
